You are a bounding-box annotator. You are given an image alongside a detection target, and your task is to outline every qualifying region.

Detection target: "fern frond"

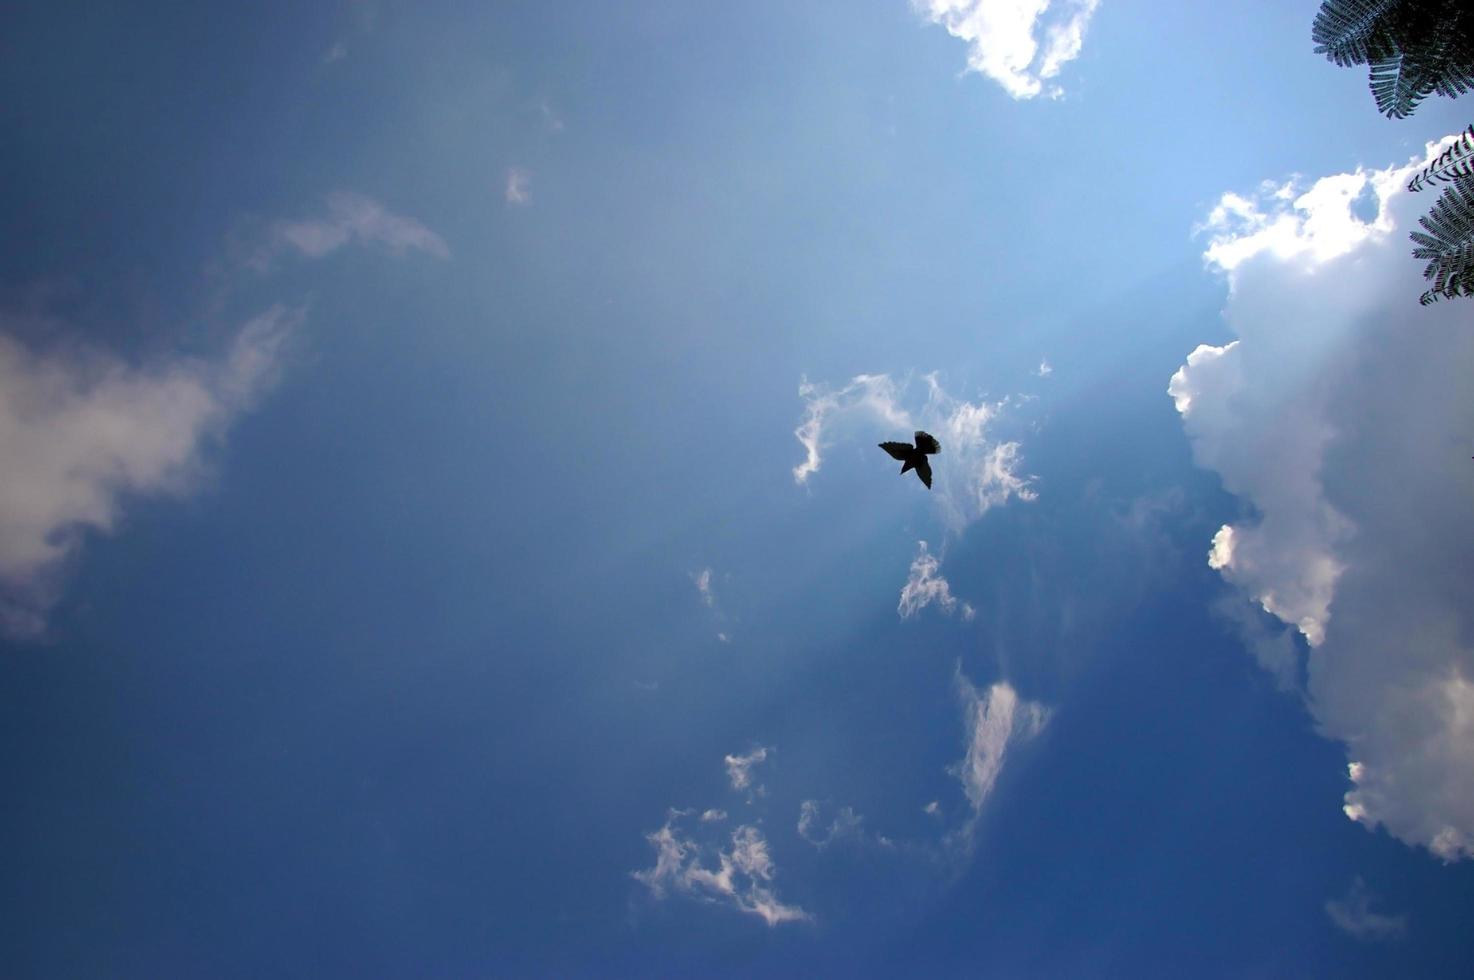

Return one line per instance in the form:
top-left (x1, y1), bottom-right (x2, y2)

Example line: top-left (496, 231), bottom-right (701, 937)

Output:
top-left (1369, 52), bottom-right (1437, 117)
top-left (1410, 180), bottom-right (1474, 304)
top-left (1313, 0), bottom-right (1474, 117)
top-left (1313, 0), bottom-right (1402, 67)
top-left (1409, 125), bottom-right (1474, 192)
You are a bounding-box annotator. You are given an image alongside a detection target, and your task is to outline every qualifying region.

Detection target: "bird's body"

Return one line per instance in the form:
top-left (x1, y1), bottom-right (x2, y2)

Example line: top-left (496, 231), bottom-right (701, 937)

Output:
top-left (879, 431), bottom-right (941, 488)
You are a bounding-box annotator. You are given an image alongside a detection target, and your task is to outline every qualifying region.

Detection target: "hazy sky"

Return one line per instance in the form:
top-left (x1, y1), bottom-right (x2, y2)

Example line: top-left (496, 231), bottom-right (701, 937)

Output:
top-left (3, 1), bottom-right (1472, 976)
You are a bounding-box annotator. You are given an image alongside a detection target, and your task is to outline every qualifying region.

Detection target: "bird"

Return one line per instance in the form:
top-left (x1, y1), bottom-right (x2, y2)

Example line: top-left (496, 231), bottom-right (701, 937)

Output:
top-left (879, 431), bottom-right (941, 489)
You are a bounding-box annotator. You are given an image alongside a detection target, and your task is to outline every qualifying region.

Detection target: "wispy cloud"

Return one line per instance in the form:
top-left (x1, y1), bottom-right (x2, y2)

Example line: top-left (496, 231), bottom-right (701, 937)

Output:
top-left (792, 373), bottom-right (909, 486)
top-left (947, 672), bottom-right (1050, 853)
top-left (1325, 878), bottom-right (1407, 942)
top-left (1172, 138), bottom-right (1474, 861)
top-left (2, 185), bottom-right (448, 639)
top-left (634, 750), bottom-right (806, 926)
top-left (633, 812), bottom-right (809, 927)
top-left (1034, 358), bottom-right (1052, 377)
top-left (914, 0), bottom-right (1101, 99)
top-left (690, 566), bottom-right (732, 641)
top-left (267, 192), bottom-right (450, 263)
top-left (724, 746), bottom-right (771, 794)
top-left (898, 541), bottom-right (975, 621)
top-left (797, 800), bottom-right (868, 848)
top-left (792, 372), bottom-right (1036, 532)
top-left (692, 567), bottom-right (716, 607)
top-left (0, 306), bottom-right (300, 636)
top-left (505, 168), bottom-right (532, 206)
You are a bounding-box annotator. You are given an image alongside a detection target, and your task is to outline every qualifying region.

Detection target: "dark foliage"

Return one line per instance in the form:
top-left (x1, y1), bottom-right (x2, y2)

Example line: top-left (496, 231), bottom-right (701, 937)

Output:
top-left (1314, 2), bottom-right (1474, 304)
top-left (1406, 126), bottom-right (1474, 306)
top-left (1312, 0), bottom-right (1474, 118)
top-left (1410, 178), bottom-right (1474, 304)
top-left (1407, 124), bottom-right (1474, 191)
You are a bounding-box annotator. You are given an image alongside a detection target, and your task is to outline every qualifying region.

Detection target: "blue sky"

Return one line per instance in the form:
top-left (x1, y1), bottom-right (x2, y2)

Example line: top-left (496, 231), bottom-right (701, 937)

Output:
top-left (3, 1), bottom-right (1473, 976)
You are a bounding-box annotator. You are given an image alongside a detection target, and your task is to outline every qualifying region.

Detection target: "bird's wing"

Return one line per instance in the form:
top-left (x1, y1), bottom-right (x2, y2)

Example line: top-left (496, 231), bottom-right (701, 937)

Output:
top-left (879, 442), bottom-right (912, 461)
top-left (914, 431), bottom-right (941, 455)
top-left (915, 456), bottom-right (933, 489)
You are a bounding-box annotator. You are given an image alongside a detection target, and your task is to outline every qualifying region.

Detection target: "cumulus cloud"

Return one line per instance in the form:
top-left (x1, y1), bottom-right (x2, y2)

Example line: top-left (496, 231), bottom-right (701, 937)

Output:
top-left (268, 192), bottom-right (450, 263)
top-left (1172, 140), bottom-right (1474, 860)
top-left (633, 811), bottom-right (808, 927)
top-left (1325, 877), bottom-right (1407, 942)
top-left (914, 0), bottom-right (1100, 99)
top-left (725, 746), bottom-right (771, 793)
top-left (792, 372), bottom-right (1036, 532)
top-left (0, 307), bottom-right (300, 636)
top-left (505, 168), bottom-right (532, 206)
top-left (948, 672), bottom-right (1050, 851)
top-left (1035, 358), bottom-right (1052, 377)
top-left (898, 540), bottom-right (975, 620)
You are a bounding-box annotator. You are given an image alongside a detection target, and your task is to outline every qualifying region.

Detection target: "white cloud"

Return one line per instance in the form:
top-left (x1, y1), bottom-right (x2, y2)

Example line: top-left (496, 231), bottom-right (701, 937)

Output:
top-left (1035, 358), bottom-right (1052, 377)
top-left (269, 192), bottom-right (450, 262)
top-left (926, 375), bottom-right (1039, 531)
top-left (633, 811), bottom-right (808, 927)
top-left (1196, 171), bottom-right (1397, 274)
top-left (965, 440), bottom-right (1037, 527)
top-left (0, 306), bottom-right (300, 636)
top-left (792, 372), bottom-right (1036, 532)
top-left (724, 746), bottom-right (771, 793)
top-left (948, 672), bottom-right (1049, 851)
top-left (1172, 139), bottom-right (1474, 860)
top-left (692, 567), bottom-right (715, 607)
top-left (898, 540), bottom-right (975, 620)
top-left (923, 800), bottom-right (941, 816)
top-left (914, 0), bottom-right (1100, 99)
top-left (505, 168), bottom-right (532, 206)
top-left (792, 373), bottom-right (909, 485)
top-left (700, 808), bottom-right (728, 822)
top-left (797, 800), bottom-right (867, 847)
top-left (691, 567), bottom-right (732, 641)
top-left (1, 187), bottom-right (444, 639)
top-left (1325, 877), bottom-right (1407, 942)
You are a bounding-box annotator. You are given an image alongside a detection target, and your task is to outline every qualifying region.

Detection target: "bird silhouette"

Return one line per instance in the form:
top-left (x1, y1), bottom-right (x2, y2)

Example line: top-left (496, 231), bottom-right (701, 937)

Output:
top-left (879, 431), bottom-right (941, 489)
